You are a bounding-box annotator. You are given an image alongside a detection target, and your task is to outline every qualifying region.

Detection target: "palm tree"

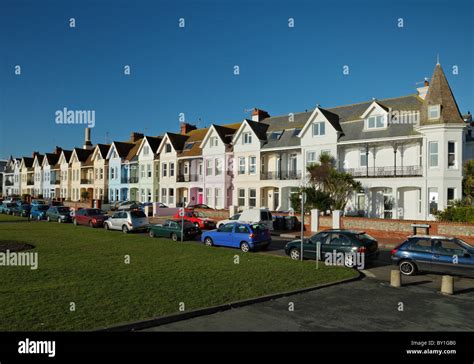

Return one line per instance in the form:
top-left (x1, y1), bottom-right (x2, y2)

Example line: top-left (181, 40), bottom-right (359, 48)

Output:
top-left (306, 153), bottom-right (335, 190)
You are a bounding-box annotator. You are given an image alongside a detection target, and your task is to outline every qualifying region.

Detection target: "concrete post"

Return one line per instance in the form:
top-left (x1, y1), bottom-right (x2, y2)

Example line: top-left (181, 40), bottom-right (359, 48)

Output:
top-left (441, 275), bottom-right (454, 295)
top-left (333, 210), bottom-right (342, 229)
top-left (152, 202), bottom-right (159, 217)
top-left (229, 205), bottom-right (236, 218)
top-left (390, 270), bottom-right (401, 287)
top-left (311, 209), bottom-right (320, 232)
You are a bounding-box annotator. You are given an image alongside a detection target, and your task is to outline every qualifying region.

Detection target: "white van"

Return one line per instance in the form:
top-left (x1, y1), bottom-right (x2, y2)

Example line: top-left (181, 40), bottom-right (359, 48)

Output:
top-left (217, 209), bottom-right (273, 231)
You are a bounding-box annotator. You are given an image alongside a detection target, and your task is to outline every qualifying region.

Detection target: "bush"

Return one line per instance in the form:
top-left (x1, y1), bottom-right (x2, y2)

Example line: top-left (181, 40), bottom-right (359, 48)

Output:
top-left (290, 187), bottom-right (332, 213)
top-left (435, 206), bottom-right (474, 223)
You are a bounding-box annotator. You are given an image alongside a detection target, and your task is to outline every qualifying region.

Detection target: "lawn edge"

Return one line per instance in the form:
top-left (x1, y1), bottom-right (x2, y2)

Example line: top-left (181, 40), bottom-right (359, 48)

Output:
top-left (96, 270), bottom-right (363, 332)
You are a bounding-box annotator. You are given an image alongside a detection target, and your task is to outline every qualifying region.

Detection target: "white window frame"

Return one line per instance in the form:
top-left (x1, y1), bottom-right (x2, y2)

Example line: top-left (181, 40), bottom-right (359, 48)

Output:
top-left (447, 141), bottom-right (456, 169)
top-left (360, 149), bottom-right (368, 168)
top-left (237, 188), bottom-right (245, 206)
top-left (249, 188), bottom-right (257, 207)
top-left (238, 157), bottom-right (245, 175)
top-left (312, 122), bottom-right (326, 136)
top-left (243, 132), bottom-right (252, 144)
top-left (215, 158), bottom-right (222, 176)
top-left (366, 115), bottom-right (385, 130)
top-left (428, 105), bottom-right (441, 120)
top-left (249, 156), bottom-right (257, 175)
top-left (429, 141), bottom-right (439, 168)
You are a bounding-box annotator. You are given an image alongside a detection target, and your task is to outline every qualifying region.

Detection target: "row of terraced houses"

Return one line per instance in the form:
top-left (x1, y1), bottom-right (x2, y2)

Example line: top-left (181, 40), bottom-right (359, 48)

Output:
top-left (2, 63), bottom-right (474, 220)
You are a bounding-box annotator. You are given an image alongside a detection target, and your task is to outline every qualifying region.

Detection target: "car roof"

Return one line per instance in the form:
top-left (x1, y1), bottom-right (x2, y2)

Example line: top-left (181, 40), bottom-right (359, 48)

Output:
top-left (318, 229), bottom-right (364, 234)
top-left (408, 234), bottom-right (456, 240)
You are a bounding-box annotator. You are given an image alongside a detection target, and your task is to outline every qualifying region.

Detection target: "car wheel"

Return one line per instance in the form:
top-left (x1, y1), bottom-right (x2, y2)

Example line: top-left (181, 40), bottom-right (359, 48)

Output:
top-left (73, 219), bottom-right (78, 226)
top-left (171, 233), bottom-right (178, 241)
top-left (122, 225), bottom-right (129, 234)
top-left (240, 242), bottom-right (250, 253)
top-left (58, 217), bottom-right (62, 223)
top-left (46, 216), bottom-right (51, 222)
top-left (204, 237), bottom-right (213, 247)
top-left (194, 222), bottom-right (199, 228)
top-left (89, 221), bottom-right (94, 228)
top-left (399, 260), bottom-right (417, 276)
top-left (104, 223), bottom-right (109, 230)
top-left (289, 248), bottom-right (301, 260)
top-left (149, 230), bottom-right (155, 238)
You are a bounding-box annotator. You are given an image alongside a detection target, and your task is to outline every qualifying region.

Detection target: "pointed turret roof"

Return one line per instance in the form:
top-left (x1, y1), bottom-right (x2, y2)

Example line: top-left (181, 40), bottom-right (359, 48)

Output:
top-left (420, 63), bottom-right (464, 125)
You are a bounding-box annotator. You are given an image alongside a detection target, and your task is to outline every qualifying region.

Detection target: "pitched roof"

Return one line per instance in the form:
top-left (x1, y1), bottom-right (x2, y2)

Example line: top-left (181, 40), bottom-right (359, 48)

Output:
top-left (144, 136), bottom-right (162, 153)
top-left (61, 150), bottom-right (72, 163)
top-left (166, 133), bottom-right (189, 152)
top-left (246, 119), bottom-right (269, 140)
top-left (318, 107), bottom-right (342, 132)
top-left (125, 139), bottom-right (143, 162)
top-left (73, 148), bottom-right (94, 163)
top-left (213, 123), bottom-right (241, 144)
top-left (44, 153), bottom-right (60, 166)
top-left (96, 144), bottom-right (110, 158)
top-left (420, 63), bottom-right (464, 125)
top-left (113, 141), bottom-right (135, 158)
top-left (178, 128), bottom-right (209, 158)
top-left (22, 157), bottom-right (34, 168)
top-left (34, 154), bottom-right (44, 166)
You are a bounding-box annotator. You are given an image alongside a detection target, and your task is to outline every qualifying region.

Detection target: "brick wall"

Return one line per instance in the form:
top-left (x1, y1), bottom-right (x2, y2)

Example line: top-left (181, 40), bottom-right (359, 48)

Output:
top-left (315, 214), bottom-right (474, 239)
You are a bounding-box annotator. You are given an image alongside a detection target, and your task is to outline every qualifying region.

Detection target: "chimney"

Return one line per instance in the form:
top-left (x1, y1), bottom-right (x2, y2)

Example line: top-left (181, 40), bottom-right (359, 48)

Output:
top-left (32, 151), bottom-right (39, 158)
top-left (417, 78), bottom-right (430, 100)
top-left (180, 123), bottom-right (197, 135)
top-left (130, 132), bottom-right (144, 143)
top-left (54, 146), bottom-right (62, 155)
top-left (251, 108), bottom-right (270, 122)
top-left (83, 127), bottom-right (93, 150)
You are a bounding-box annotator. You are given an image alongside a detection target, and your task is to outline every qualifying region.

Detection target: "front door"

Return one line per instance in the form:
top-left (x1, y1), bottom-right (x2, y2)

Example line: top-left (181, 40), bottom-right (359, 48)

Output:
top-left (198, 190), bottom-right (203, 204)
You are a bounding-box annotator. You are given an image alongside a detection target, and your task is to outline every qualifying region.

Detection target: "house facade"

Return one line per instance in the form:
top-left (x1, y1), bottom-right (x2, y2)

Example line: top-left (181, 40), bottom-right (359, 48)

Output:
top-left (91, 144), bottom-right (110, 202)
top-left (2, 157), bottom-right (21, 196)
top-left (42, 148), bottom-right (62, 199)
top-left (136, 136), bottom-right (162, 203)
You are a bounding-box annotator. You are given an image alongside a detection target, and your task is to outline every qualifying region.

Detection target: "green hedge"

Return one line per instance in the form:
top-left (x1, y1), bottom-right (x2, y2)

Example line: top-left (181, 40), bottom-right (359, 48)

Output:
top-left (435, 206), bottom-right (474, 223)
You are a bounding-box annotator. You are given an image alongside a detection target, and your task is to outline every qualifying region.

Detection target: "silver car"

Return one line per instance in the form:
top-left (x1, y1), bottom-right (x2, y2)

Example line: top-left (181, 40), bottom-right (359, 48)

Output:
top-left (104, 210), bottom-right (149, 233)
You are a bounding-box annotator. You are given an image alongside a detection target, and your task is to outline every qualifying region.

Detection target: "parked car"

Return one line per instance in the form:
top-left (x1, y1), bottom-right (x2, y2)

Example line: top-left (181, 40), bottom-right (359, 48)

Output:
top-left (116, 201), bottom-right (140, 211)
top-left (73, 208), bottom-right (109, 228)
top-left (104, 210), bottom-right (149, 233)
top-left (284, 229), bottom-right (379, 267)
top-left (202, 222), bottom-right (271, 252)
top-left (29, 204), bottom-right (50, 220)
top-left (149, 219), bottom-right (201, 241)
top-left (4, 201), bottom-right (21, 215)
top-left (11, 202), bottom-right (31, 217)
top-left (236, 208), bottom-right (274, 231)
top-left (0, 202), bottom-right (16, 214)
top-left (31, 199), bottom-right (46, 206)
top-left (46, 206), bottom-right (72, 223)
top-left (391, 235), bottom-right (474, 277)
top-left (173, 209), bottom-right (216, 229)
top-left (216, 213), bottom-right (241, 228)
top-left (187, 203), bottom-right (213, 210)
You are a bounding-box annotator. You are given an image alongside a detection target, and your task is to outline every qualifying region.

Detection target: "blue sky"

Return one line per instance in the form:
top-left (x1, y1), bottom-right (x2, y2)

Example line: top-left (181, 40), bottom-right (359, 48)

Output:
top-left (1, 0), bottom-right (473, 159)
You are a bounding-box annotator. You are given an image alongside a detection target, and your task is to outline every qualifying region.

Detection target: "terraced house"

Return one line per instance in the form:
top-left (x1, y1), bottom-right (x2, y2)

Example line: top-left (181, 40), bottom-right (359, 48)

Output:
top-left (2, 62), bottom-right (472, 221)
top-left (2, 157), bottom-right (21, 196)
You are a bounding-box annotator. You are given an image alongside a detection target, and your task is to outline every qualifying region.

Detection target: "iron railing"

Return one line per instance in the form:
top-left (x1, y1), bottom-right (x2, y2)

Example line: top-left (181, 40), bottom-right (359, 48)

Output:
top-left (344, 165), bottom-right (422, 178)
top-left (260, 170), bottom-right (302, 180)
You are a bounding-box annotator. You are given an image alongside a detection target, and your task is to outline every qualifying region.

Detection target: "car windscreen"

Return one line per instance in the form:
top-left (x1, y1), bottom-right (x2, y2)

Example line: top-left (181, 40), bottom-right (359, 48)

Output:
top-left (355, 233), bottom-right (375, 241)
top-left (130, 210), bottom-right (146, 218)
top-left (88, 209), bottom-right (103, 215)
top-left (38, 205), bottom-right (49, 211)
top-left (57, 207), bottom-right (70, 214)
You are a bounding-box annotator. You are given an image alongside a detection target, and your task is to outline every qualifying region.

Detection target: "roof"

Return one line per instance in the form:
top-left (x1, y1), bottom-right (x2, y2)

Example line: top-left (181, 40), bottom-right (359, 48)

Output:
top-left (212, 123), bottom-right (241, 144)
top-left (61, 150), bottom-right (72, 163)
top-left (144, 136), bottom-right (162, 153)
top-left (113, 141), bottom-right (135, 158)
top-left (73, 148), bottom-right (93, 163)
top-left (34, 154), bottom-right (44, 166)
top-left (178, 128), bottom-right (209, 158)
top-left (125, 139), bottom-right (143, 162)
top-left (246, 119), bottom-right (269, 140)
top-left (166, 133), bottom-right (189, 152)
top-left (22, 157), bottom-right (34, 168)
top-left (420, 64), bottom-right (464, 125)
top-left (96, 144), bottom-right (110, 158)
top-left (44, 153), bottom-right (60, 167)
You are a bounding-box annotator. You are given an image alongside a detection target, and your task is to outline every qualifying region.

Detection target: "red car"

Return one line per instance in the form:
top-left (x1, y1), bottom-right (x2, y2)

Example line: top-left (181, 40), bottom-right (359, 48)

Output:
top-left (173, 209), bottom-right (216, 230)
top-left (73, 208), bottom-right (109, 228)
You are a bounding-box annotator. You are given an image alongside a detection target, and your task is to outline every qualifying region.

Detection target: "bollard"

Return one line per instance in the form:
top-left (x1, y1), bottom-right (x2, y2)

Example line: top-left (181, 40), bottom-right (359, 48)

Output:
top-left (390, 269), bottom-right (401, 287)
top-left (441, 275), bottom-right (454, 295)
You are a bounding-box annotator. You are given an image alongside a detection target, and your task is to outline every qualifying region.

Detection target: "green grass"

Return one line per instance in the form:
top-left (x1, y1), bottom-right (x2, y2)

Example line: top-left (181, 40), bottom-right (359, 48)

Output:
top-left (0, 221), bottom-right (357, 331)
top-left (0, 214), bottom-right (28, 222)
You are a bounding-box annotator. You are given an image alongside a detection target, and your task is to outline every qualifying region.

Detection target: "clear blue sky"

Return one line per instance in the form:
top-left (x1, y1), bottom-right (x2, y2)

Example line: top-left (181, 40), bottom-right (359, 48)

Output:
top-left (1, 0), bottom-right (473, 159)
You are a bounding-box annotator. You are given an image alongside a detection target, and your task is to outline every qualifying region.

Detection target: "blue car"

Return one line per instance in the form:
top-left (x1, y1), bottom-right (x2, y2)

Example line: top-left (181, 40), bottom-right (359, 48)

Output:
top-left (29, 204), bottom-right (50, 220)
top-left (0, 202), bottom-right (16, 214)
top-left (391, 235), bottom-right (474, 277)
top-left (201, 222), bottom-right (272, 252)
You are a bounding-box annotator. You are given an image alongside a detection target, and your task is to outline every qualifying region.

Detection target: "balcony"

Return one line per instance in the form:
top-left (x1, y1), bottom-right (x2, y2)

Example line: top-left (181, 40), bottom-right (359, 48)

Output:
top-left (80, 178), bottom-right (93, 184)
top-left (5, 180), bottom-right (13, 186)
top-left (50, 179), bottom-right (60, 185)
top-left (260, 170), bottom-right (302, 180)
top-left (121, 176), bottom-right (139, 184)
top-left (177, 174), bottom-right (203, 182)
top-left (27, 180), bottom-right (34, 186)
top-left (344, 165), bottom-right (423, 178)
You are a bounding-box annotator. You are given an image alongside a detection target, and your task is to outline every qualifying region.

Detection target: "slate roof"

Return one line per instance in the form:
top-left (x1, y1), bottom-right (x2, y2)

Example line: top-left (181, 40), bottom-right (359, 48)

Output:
top-left (125, 139), bottom-right (143, 162)
top-left (22, 157), bottom-right (34, 168)
top-left (44, 153), bottom-right (60, 168)
top-left (61, 150), bottom-right (72, 163)
top-left (213, 123), bottom-right (241, 144)
top-left (96, 144), bottom-right (110, 159)
top-left (73, 148), bottom-right (94, 164)
top-left (178, 128), bottom-right (209, 158)
top-left (113, 141), bottom-right (135, 158)
top-left (420, 63), bottom-right (464, 125)
top-left (143, 136), bottom-right (162, 153)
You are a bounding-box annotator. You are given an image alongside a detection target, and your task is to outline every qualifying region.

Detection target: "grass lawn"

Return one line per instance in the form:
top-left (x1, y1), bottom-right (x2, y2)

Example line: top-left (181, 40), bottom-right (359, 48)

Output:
top-left (0, 214), bottom-right (29, 222)
top-left (0, 221), bottom-right (358, 331)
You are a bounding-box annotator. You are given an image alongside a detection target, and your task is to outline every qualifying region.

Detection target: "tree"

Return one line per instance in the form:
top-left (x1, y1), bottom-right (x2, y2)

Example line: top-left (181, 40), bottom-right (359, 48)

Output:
top-left (463, 160), bottom-right (474, 205)
top-left (290, 187), bottom-right (332, 213)
top-left (81, 190), bottom-right (89, 202)
top-left (305, 153), bottom-right (361, 211)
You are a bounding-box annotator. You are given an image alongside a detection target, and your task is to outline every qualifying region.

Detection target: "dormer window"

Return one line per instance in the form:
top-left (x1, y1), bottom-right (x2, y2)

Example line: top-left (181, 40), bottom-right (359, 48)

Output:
top-left (428, 105), bottom-right (441, 120)
top-left (165, 143), bottom-right (172, 153)
top-left (366, 115), bottom-right (385, 129)
top-left (312, 122), bottom-right (325, 136)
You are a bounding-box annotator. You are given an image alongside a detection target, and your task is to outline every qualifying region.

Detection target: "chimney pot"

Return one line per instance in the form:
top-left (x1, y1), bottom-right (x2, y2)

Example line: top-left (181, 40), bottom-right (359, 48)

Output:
top-left (251, 108), bottom-right (270, 122)
top-left (130, 132), bottom-right (144, 143)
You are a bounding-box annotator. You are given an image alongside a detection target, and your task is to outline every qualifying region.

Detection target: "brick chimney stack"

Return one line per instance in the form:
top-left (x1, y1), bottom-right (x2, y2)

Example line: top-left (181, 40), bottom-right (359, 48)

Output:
top-left (83, 127), bottom-right (93, 150)
top-left (32, 151), bottom-right (39, 158)
top-left (130, 132), bottom-right (144, 143)
top-left (251, 108), bottom-right (270, 122)
top-left (54, 146), bottom-right (62, 155)
top-left (180, 123), bottom-right (197, 135)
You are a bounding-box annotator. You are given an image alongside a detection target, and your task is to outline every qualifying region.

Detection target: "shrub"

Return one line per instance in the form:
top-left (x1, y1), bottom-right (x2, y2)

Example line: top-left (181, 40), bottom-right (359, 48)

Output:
top-left (435, 206), bottom-right (474, 223)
